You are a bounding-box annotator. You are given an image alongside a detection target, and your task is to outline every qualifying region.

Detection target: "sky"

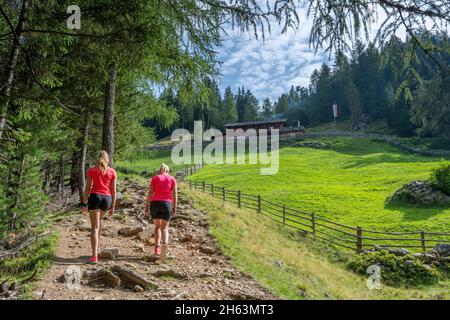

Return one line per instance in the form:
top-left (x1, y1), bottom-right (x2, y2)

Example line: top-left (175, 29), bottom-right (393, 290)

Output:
top-left (216, 7), bottom-right (330, 102)
top-left (215, 4), bottom-right (406, 102)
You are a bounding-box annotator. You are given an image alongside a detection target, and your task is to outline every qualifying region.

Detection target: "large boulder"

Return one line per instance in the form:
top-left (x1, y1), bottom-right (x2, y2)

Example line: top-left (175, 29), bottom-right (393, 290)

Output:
top-left (388, 248), bottom-right (410, 257)
top-left (413, 253), bottom-right (438, 264)
top-left (432, 244), bottom-right (450, 257)
top-left (386, 180), bottom-right (450, 206)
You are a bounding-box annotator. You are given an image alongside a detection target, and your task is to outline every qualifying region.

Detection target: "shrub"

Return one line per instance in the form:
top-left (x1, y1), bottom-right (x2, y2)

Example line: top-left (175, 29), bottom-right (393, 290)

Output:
top-left (430, 161), bottom-right (450, 195)
top-left (347, 251), bottom-right (439, 287)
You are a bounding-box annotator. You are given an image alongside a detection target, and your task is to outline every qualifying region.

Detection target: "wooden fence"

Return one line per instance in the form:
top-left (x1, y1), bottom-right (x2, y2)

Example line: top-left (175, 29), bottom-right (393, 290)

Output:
top-left (175, 164), bottom-right (450, 254)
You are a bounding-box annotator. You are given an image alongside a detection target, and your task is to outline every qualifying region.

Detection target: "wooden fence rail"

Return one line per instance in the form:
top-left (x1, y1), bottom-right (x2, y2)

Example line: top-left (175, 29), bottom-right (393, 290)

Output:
top-left (175, 164), bottom-right (450, 254)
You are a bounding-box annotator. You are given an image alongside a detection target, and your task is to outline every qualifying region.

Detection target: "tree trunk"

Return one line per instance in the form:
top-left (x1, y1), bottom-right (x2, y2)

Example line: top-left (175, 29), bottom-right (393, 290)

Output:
top-left (43, 160), bottom-right (52, 194)
top-left (8, 153), bottom-right (26, 231)
top-left (0, 0), bottom-right (29, 142)
top-left (69, 150), bottom-right (79, 194)
top-left (102, 65), bottom-right (117, 166)
top-left (78, 108), bottom-right (89, 201)
top-left (57, 153), bottom-right (65, 194)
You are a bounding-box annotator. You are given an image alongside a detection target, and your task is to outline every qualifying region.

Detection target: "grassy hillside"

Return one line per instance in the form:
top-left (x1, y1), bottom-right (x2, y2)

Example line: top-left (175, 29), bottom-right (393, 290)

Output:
top-left (184, 186), bottom-right (449, 299)
top-left (306, 118), bottom-right (390, 134)
top-left (188, 138), bottom-right (450, 233)
top-left (115, 149), bottom-right (186, 178)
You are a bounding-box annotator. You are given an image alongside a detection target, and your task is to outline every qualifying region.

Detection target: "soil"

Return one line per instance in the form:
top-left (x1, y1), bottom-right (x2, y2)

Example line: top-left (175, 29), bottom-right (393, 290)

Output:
top-left (33, 178), bottom-right (277, 300)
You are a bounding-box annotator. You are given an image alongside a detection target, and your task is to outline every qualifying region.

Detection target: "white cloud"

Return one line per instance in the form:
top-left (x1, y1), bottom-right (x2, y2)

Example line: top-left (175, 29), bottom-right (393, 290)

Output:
top-left (215, 3), bottom-right (414, 102)
top-left (217, 7), bottom-right (329, 101)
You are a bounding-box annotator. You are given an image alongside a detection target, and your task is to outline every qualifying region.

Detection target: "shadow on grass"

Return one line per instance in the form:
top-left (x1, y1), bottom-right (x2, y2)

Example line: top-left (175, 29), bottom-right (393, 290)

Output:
top-left (342, 152), bottom-right (438, 169)
top-left (384, 202), bottom-right (449, 222)
top-left (308, 138), bottom-right (445, 162)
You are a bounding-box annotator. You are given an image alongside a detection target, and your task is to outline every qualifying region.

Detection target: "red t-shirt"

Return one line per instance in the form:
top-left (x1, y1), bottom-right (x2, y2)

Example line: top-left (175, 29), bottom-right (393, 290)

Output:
top-left (87, 167), bottom-right (117, 196)
top-left (150, 174), bottom-right (176, 202)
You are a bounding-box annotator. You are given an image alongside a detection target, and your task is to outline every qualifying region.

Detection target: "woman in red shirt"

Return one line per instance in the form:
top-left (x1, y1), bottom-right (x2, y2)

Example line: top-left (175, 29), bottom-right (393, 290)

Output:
top-left (81, 151), bottom-right (117, 264)
top-left (144, 163), bottom-right (177, 261)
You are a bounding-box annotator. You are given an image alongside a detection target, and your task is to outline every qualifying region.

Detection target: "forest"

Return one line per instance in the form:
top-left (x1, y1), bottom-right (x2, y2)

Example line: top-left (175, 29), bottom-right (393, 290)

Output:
top-left (153, 33), bottom-right (450, 139)
top-left (0, 0), bottom-right (449, 283)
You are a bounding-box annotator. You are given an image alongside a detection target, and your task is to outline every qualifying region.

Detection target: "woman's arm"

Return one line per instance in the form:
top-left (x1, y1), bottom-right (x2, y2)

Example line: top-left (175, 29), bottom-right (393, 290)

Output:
top-left (82, 175), bottom-right (93, 214)
top-left (109, 177), bottom-right (117, 215)
top-left (144, 184), bottom-right (154, 216)
top-left (172, 180), bottom-right (177, 217)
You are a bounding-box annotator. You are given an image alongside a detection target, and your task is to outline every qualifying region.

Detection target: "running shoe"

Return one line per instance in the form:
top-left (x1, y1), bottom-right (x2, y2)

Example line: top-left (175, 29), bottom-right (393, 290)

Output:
top-left (87, 256), bottom-right (98, 264)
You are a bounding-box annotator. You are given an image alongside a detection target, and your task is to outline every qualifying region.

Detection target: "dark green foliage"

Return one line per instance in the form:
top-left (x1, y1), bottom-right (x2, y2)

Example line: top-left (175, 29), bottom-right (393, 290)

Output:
top-left (0, 232), bottom-right (57, 278)
top-left (410, 72), bottom-right (450, 138)
top-left (347, 251), bottom-right (440, 287)
top-left (273, 34), bottom-right (449, 138)
top-left (430, 161), bottom-right (450, 195)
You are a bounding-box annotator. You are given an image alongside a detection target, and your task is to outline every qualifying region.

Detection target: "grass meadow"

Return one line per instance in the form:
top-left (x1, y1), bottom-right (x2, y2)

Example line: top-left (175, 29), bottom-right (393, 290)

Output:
top-left (184, 186), bottom-right (450, 299)
top-left (187, 138), bottom-right (450, 233)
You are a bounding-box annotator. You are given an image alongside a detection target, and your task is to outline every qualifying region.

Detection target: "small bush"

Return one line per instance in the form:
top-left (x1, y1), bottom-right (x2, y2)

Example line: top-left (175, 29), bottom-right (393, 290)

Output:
top-left (347, 251), bottom-right (439, 287)
top-left (430, 161), bottom-right (450, 195)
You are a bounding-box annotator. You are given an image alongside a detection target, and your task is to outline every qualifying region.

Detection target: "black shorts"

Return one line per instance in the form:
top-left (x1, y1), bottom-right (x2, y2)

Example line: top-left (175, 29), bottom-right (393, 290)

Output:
top-left (88, 193), bottom-right (112, 212)
top-left (150, 201), bottom-right (172, 221)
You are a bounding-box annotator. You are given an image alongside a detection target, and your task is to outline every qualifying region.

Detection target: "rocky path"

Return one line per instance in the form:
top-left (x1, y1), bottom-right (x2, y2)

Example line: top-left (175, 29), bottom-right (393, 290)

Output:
top-left (34, 178), bottom-right (276, 300)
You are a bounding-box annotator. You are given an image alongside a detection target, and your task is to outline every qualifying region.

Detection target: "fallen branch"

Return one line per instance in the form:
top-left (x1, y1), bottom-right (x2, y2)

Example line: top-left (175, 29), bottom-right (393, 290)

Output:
top-left (0, 231), bottom-right (51, 261)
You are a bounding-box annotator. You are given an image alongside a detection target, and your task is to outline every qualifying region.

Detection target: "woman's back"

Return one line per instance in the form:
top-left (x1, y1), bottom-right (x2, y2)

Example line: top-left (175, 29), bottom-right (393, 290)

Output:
top-left (151, 174), bottom-right (176, 202)
top-left (88, 166), bottom-right (116, 196)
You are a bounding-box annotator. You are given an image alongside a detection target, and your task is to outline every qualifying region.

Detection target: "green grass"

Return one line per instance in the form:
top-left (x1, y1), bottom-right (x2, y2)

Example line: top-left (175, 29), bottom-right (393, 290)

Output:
top-left (184, 186), bottom-right (450, 299)
top-left (0, 231), bottom-right (58, 299)
top-left (306, 118), bottom-right (390, 134)
top-left (116, 149), bottom-right (187, 177)
top-left (398, 136), bottom-right (450, 152)
top-left (188, 138), bottom-right (450, 234)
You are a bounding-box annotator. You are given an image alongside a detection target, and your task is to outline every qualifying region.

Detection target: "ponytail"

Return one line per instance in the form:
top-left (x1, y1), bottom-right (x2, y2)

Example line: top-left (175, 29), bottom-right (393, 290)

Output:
top-left (159, 163), bottom-right (169, 174)
top-left (97, 151), bottom-right (110, 174)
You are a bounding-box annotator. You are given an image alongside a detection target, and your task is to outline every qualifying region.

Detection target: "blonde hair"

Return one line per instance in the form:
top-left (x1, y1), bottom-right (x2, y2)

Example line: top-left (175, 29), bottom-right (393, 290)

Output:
top-left (159, 163), bottom-right (169, 174)
top-left (97, 151), bottom-right (110, 173)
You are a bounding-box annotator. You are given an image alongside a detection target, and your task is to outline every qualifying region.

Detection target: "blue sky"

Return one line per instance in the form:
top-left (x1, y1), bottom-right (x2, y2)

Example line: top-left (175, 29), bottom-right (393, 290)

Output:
top-left (215, 5), bottom-right (407, 103)
top-left (216, 8), bottom-right (330, 102)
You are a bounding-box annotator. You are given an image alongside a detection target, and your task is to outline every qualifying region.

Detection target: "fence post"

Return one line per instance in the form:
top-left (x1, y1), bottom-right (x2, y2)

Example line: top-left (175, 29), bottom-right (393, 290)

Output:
top-left (189, 180), bottom-right (192, 190)
top-left (356, 226), bottom-right (363, 254)
top-left (282, 205), bottom-right (286, 224)
top-left (202, 181), bottom-right (205, 192)
top-left (194, 181), bottom-right (197, 190)
top-left (222, 187), bottom-right (225, 202)
top-left (238, 191), bottom-right (241, 208)
top-left (421, 230), bottom-right (426, 254)
top-left (257, 195), bottom-right (261, 213)
top-left (311, 212), bottom-right (316, 235)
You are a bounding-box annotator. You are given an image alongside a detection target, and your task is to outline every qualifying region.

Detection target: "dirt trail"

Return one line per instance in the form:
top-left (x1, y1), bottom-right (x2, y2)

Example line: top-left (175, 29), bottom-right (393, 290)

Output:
top-left (34, 178), bottom-right (276, 300)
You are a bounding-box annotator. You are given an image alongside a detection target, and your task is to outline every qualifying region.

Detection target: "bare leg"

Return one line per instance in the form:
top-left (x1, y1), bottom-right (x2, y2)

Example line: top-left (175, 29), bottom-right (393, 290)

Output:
top-left (89, 210), bottom-right (101, 258)
top-left (153, 219), bottom-right (161, 247)
top-left (160, 220), bottom-right (169, 245)
top-left (159, 219), bottom-right (169, 262)
top-left (98, 211), bottom-right (106, 253)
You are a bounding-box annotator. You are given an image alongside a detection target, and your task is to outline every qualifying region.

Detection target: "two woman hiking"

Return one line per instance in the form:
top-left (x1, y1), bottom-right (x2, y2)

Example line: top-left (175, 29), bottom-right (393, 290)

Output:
top-left (81, 151), bottom-right (177, 264)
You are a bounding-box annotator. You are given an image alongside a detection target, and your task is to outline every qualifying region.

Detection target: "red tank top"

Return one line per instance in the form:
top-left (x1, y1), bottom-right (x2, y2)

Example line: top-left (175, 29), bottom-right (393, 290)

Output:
top-left (150, 174), bottom-right (176, 202)
top-left (87, 166), bottom-right (117, 196)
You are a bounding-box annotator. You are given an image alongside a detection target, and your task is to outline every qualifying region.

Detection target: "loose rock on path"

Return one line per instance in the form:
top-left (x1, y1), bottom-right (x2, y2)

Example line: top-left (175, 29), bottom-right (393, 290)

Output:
top-left (34, 178), bottom-right (276, 300)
